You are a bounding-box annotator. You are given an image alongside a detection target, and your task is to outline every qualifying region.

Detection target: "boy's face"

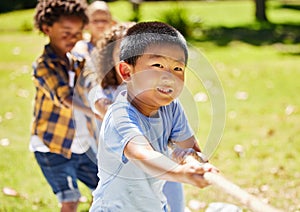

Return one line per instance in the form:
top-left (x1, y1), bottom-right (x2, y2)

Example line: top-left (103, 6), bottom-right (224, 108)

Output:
top-left (42, 16), bottom-right (84, 58)
top-left (88, 10), bottom-right (112, 41)
top-left (123, 43), bottom-right (186, 109)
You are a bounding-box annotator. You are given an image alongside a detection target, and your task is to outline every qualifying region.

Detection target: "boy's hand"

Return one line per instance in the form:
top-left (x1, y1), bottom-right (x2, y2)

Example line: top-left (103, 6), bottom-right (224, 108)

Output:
top-left (171, 147), bottom-right (196, 164)
top-left (183, 154), bottom-right (218, 174)
top-left (171, 148), bottom-right (208, 164)
top-left (179, 160), bottom-right (218, 189)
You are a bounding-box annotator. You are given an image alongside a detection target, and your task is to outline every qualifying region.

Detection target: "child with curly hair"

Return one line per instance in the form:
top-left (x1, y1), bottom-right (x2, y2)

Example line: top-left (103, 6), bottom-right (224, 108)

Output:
top-left (31, 1), bottom-right (99, 211)
top-left (87, 22), bottom-right (134, 121)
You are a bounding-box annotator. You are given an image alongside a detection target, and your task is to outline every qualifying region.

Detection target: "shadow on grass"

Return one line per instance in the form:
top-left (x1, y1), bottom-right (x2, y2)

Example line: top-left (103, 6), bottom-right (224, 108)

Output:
top-left (195, 22), bottom-right (300, 48)
top-left (280, 4), bottom-right (300, 10)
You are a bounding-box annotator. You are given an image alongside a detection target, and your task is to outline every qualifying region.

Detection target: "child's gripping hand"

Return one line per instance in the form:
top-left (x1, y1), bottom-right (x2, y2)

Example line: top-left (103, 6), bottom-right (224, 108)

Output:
top-left (183, 153), bottom-right (219, 174)
top-left (171, 147), bottom-right (209, 164)
top-left (171, 147), bottom-right (197, 164)
top-left (177, 160), bottom-right (217, 188)
top-left (168, 140), bottom-right (219, 188)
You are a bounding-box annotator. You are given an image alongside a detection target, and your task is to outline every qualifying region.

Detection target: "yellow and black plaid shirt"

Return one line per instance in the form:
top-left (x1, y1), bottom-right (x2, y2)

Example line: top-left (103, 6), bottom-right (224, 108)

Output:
top-left (31, 44), bottom-right (96, 158)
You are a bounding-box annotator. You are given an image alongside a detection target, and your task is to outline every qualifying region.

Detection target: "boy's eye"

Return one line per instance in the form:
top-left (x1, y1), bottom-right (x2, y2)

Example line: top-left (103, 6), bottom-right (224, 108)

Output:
top-left (152, 63), bottom-right (163, 68)
top-left (92, 19), bottom-right (109, 24)
top-left (62, 32), bottom-right (82, 39)
top-left (62, 32), bottom-right (70, 37)
top-left (174, 67), bottom-right (183, 72)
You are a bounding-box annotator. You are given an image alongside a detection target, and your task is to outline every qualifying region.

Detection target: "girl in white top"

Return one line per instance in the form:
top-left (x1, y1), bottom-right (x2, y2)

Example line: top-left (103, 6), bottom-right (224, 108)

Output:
top-left (87, 23), bottom-right (132, 119)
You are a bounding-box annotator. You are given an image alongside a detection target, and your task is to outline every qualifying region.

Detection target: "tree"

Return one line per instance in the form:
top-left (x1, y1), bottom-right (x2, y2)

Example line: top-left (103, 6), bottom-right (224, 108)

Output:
top-left (130, 0), bottom-right (142, 22)
top-left (0, 0), bottom-right (36, 13)
top-left (254, 0), bottom-right (268, 22)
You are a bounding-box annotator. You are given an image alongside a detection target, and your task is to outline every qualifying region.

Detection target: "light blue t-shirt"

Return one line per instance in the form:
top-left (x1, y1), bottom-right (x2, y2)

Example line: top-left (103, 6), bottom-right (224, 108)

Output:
top-left (90, 91), bottom-right (194, 212)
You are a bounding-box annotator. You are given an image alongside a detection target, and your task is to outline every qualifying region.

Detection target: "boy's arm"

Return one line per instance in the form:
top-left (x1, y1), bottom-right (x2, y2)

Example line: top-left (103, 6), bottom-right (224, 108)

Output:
top-left (170, 136), bottom-right (208, 164)
top-left (62, 95), bottom-right (100, 119)
top-left (87, 85), bottom-right (112, 120)
top-left (94, 98), bottom-right (112, 120)
top-left (173, 136), bottom-right (201, 152)
top-left (124, 135), bottom-right (215, 189)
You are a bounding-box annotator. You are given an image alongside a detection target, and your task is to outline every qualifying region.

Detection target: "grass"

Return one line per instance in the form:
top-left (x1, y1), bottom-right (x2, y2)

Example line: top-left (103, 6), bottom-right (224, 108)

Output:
top-left (0, 9), bottom-right (34, 32)
top-left (0, 0), bottom-right (299, 211)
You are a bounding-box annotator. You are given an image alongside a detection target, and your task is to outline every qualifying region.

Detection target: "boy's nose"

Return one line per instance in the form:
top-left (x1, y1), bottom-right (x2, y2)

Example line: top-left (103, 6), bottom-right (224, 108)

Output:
top-left (69, 35), bottom-right (81, 44)
top-left (160, 72), bottom-right (175, 84)
top-left (164, 67), bottom-right (172, 73)
top-left (68, 32), bottom-right (82, 42)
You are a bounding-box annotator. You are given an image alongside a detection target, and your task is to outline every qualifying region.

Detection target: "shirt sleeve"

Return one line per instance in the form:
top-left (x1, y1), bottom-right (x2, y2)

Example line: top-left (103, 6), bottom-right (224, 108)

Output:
top-left (88, 85), bottom-right (107, 114)
top-left (33, 59), bottom-right (72, 106)
top-left (169, 99), bottom-right (194, 142)
top-left (101, 100), bottom-right (143, 164)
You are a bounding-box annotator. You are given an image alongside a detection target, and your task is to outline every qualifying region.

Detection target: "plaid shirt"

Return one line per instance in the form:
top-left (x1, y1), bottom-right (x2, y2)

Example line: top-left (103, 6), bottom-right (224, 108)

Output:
top-left (31, 44), bottom-right (96, 158)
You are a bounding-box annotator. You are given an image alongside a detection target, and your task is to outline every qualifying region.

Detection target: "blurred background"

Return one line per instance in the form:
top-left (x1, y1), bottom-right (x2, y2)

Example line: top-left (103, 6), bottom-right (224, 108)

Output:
top-left (0, 0), bottom-right (299, 211)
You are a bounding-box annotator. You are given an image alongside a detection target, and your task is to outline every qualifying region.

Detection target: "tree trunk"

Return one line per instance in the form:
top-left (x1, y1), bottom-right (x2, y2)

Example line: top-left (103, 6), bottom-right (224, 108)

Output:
top-left (130, 0), bottom-right (142, 22)
top-left (255, 0), bottom-right (268, 22)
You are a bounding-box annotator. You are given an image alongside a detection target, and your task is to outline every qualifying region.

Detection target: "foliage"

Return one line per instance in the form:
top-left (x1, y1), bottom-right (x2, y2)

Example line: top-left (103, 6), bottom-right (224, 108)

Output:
top-left (198, 22), bottom-right (300, 46)
top-left (20, 20), bottom-right (33, 32)
top-left (0, 9), bottom-right (34, 32)
top-left (160, 6), bottom-right (193, 38)
top-left (0, 0), bottom-right (36, 13)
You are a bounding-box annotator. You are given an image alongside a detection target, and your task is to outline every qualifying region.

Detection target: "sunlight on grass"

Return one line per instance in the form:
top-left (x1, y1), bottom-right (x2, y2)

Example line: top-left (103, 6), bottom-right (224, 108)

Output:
top-left (0, 1), bottom-right (299, 211)
top-left (0, 9), bottom-right (34, 31)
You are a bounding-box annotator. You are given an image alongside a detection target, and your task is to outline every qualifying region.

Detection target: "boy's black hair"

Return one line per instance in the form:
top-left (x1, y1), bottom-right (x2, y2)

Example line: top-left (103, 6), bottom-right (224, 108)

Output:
top-left (120, 21), bottom-right (188, 66)
top-left (34, 0), bottom-right (89, 33)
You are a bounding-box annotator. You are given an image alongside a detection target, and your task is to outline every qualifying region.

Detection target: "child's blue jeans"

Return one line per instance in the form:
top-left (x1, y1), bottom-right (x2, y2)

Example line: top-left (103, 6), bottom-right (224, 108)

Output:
top-left (34, 147), bottom-right (99, 203)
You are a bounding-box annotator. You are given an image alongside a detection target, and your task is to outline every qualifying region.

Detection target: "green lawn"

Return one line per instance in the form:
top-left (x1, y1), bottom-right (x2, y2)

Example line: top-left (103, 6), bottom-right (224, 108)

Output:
top-left (0, 1), bottom-right (299, 211)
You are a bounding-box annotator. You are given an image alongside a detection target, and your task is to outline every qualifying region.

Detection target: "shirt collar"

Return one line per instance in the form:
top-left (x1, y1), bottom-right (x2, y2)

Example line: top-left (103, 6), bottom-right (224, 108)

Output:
top-left (44, 44), bottom-right (69, 66)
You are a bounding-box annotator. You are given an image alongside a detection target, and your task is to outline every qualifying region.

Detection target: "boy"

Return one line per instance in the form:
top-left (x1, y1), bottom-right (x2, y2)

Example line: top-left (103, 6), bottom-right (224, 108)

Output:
top-left (89, 22), bottom-right (187, 211)
top-left (90, 21), bottom-right (217, 211)
top-left (72, 1), bottom-right (117, 148)
top-left (73, 0), bottom-right (116, 57)
top-left (86, 1), bottom-right (116, 47)
top-left (31, 0), bottom-right (99, 211)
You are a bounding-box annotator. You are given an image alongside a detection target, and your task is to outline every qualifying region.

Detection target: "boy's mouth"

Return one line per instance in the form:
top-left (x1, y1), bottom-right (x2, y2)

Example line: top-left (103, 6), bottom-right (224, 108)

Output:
top-left (157, 87), bottom-right (173, 94)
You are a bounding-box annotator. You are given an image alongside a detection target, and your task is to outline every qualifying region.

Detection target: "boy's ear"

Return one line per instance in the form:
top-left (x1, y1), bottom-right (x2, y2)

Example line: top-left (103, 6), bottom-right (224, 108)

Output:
top-left (118, 61), bottom-right (132, 82)
top-left (41, 24), bottom-right (50, 35)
